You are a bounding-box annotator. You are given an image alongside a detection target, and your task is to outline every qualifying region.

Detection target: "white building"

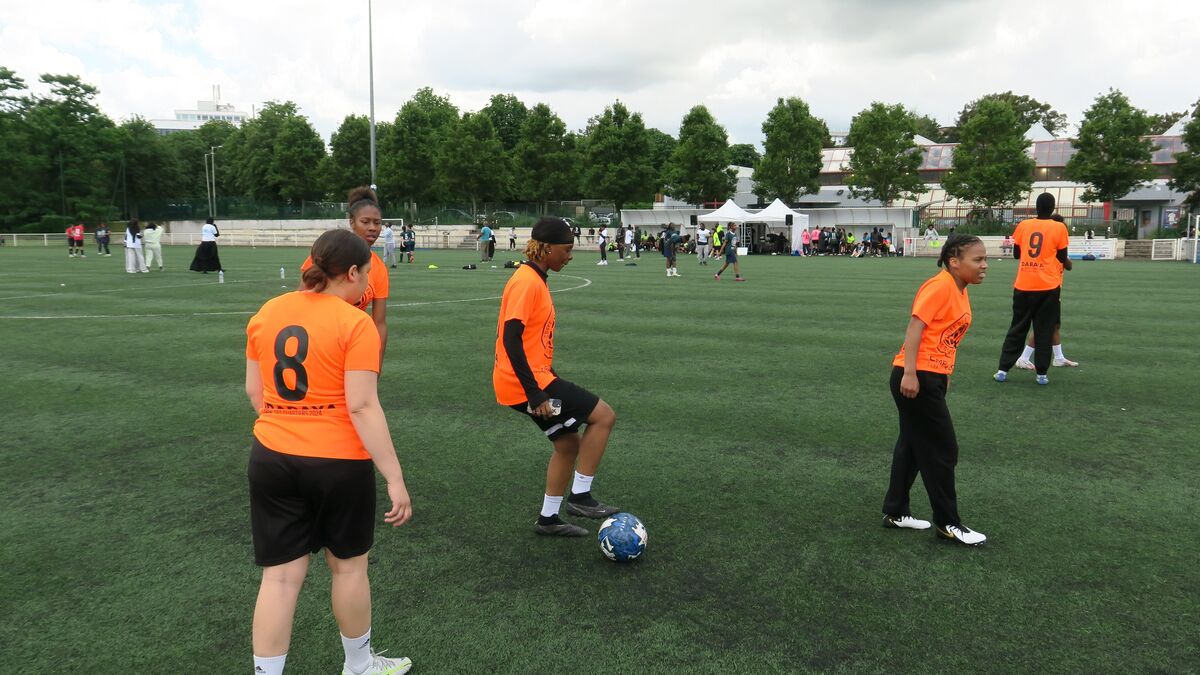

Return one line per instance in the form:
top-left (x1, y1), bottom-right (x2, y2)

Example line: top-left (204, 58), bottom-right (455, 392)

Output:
top-left (150, 86), bottom-right (251, 135)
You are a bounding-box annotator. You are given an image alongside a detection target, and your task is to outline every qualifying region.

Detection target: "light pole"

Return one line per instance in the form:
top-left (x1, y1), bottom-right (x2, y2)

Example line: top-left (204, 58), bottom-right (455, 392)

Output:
top-left (205, 145), bottom-right (223, 218)
top-left (368, 0), bottom-right (377, 190)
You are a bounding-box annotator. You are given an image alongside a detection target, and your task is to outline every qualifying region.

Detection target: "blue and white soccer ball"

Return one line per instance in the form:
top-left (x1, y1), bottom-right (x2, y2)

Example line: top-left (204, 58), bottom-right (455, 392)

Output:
top-left (597, 512), bottom-right (648, 562)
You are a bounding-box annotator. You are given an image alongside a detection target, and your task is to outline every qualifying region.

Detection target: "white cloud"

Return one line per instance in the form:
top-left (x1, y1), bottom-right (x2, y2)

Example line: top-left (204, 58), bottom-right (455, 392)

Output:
top-left (1, 0), bottom-right (1197, 146)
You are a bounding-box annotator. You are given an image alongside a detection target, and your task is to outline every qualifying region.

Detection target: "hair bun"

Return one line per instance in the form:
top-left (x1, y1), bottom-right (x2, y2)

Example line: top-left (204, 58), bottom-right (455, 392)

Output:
top-left (347, 186), bottom-right (378, 205)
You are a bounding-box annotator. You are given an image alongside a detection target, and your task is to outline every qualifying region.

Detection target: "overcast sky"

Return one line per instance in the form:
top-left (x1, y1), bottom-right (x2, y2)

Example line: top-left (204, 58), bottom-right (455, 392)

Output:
top-left (2, 0), bottom-right (1197, 146)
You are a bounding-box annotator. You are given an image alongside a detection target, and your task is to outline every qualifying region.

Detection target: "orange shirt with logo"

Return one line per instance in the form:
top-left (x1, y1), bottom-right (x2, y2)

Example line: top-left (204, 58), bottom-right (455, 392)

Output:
top-left (300, 250), bottom-right (389, 311)
top-left (893, 270), bottom-right (972, 375)
top-left (1012, 217), bottom-right (1069, 291)
top-left (246, 291), bottom-right (381, 460)
top-left (493, 263), bottom-right (556, 405)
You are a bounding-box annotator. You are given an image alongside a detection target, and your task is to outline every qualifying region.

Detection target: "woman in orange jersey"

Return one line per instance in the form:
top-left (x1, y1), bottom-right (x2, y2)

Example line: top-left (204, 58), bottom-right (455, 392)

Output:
top-left (494, 217), bottom-right (620, 537)
top-left (246, 229), bottom-right (413, 675)
top-left (302, 186), bottom-right (390, 369)
top-left (881, 235), bottom-right (989, 547)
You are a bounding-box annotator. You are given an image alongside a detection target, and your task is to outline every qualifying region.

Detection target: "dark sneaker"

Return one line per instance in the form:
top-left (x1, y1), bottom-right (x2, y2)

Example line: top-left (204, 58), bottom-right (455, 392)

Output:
top-left (565, 500), bottom-right (620, 519)
top-left (936, 523), bottom-right (987, 546)
top-left (534, 520), bottom-right (588, 537)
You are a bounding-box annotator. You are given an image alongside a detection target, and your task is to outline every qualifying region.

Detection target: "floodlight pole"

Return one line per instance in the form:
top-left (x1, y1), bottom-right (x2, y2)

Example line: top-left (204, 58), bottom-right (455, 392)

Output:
top-left (368, 0), bottom-right (377, 190)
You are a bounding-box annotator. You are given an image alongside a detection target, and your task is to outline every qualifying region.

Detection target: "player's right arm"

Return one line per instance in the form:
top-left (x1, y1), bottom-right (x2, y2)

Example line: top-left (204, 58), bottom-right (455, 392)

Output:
top-left (899, 316), bottom-right (926, 398)
top-left (346, 369), bottom-right (411, 527)
top-left (245, 359), bottom-right (263, 412)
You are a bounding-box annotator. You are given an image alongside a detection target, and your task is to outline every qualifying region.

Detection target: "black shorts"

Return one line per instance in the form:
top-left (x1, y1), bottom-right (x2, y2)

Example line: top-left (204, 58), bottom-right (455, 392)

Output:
top-left (247, 438), bottom-right (375, 566)
top-left (508, 378), bottom-right (600, 442)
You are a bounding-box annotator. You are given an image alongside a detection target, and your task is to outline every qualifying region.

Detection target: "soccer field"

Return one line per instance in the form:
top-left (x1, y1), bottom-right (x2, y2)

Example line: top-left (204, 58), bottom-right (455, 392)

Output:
top-left (1, 245), bottom-right (1197, 673)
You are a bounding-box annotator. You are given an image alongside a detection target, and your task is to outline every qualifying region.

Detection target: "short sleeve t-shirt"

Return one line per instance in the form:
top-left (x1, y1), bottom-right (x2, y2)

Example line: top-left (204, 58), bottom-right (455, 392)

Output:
top-left (493, 264), bottom-right (556, 405)
top-left (481, 226), bottom-right (493, 241)
top-left (892, 270), bottom-right (972, 375)
top-left (598, 228), bottom-right (608, 245)
top-left (201, 224), bottom-right (219, 241)
top-left (246, 291), bottom-right (382, 460)
top-left (301, 250), bottom-right (389, 311)
top-left (402, 229), bottom-right (415, 245)
top-left (71, 225), bottom-right (85, 240)
top-left (1012, 217), bottom-right (1069, 291)
top-left (698, 228), bottom-right (710, 244)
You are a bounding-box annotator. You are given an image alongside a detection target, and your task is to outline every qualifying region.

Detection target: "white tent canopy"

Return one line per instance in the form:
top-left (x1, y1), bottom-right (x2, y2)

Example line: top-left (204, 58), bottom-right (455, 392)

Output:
top-left (697, 198), bottom-right (754, 223)
top-left (755, 198), bottom-right (804, 223)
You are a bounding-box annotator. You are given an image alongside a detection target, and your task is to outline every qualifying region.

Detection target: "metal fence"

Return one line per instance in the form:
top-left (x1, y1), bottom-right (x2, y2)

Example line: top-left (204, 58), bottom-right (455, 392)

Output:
top-left (1, 228), bottom-right (492, 250)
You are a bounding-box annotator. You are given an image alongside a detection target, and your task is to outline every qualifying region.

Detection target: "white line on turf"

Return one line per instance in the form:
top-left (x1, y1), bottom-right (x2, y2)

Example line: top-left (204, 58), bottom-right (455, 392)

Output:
top-left (0, 273), bottom-right (593, 320)
top-left (0, 277), bottom-right (263, 301)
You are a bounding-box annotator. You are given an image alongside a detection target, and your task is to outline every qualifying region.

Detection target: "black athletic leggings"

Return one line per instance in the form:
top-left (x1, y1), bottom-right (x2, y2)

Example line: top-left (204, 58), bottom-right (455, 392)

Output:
top-left (998, 287), bottom-right (1060, 374)
top-left (882, 367), bottom-right (962, 528)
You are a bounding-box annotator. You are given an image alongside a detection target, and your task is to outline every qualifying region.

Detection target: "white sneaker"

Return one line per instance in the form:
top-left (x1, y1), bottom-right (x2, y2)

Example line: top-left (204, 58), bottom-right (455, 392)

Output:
top-left (936, 523), bottom-right (987, 546)
top-left (1014, 358), bottom-right (1035, 370)
top-left (673, 270), bottom-right (680, 277)
top-left (343, 651), bottom-right (412, 675)
top-left (883, 515), bottom-right (931, 530)
top-left (1052, 357), bottom-right (1078, 367)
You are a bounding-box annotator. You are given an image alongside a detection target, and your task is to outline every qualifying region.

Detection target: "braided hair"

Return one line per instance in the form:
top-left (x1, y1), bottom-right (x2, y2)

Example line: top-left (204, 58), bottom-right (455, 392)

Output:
top-left (937, 234), bottom-right (983, 268)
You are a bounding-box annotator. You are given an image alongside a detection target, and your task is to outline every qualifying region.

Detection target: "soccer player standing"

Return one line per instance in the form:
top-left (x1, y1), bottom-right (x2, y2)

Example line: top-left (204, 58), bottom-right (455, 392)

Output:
top-left (714, 224), bottom-right (744, 281)
top-left (302, 187), bottom-right (390, 369)
top-left (882, 235), bottom-right (989, 546)
top-left (246, 229), bottom-right (413, 675)
top-left (494, 217), bottom-right (620, 536)
top-left (994, 193), bottom-right (1070, 385)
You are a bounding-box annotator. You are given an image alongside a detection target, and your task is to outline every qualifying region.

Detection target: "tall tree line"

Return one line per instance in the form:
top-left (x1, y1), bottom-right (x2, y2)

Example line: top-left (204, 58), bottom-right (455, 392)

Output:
top-left (0, 65), bottom-right (1194, 229)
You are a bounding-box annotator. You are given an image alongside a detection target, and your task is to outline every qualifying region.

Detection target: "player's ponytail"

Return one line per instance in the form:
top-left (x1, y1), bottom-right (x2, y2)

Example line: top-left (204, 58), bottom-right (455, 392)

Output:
top-left (303, 229), bottom-right (371, 292)
top-left (347, 186), bottom-right (380, 220)
top-left (937, 234), bottom-right (982, 268)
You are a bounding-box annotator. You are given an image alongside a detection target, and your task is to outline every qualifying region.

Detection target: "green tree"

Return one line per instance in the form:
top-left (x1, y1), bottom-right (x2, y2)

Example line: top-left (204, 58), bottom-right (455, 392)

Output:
top-left (319, 114), bottom-right (390, 198)
top-left (1168, 110), bottom-right (1200, 207)
top-left (116, 116), bottom-right (182, 211)
top-left (513, 103), bottom-right (580, 209)
top-left (582, 100), bottom-right (655, 212)
top-left (479, 93), bottom-right (528, 152)
top-left (644, 127), bottom-right (676, 193)
top-left (954, 91), bottom-right (1068, 138)
top-left (844, 102), bottom-right (925, 206)
top-left (379, 87), bottom-right (459, 204)
top-left (23, 73), bottom-right (121, 222)
top-left (436, 112), bottom-right (508, 215)
top-left (729, 143), bottom-right (761, 168)
top-left (912, 113), bottom-right (941, 142)
top-left (663, 105), bottom-right (736, 206)
top-left (753, 97), bottom-right (824, 202)
top-left (0, 67), bottom-right (37, 227)
top-left (224, 101), bottom-right (325, 204)
top-left (162, 119), bottom-right (237, 200)
top-left (1065, 89), bottom-right (1155, 207)
top-left (1147, 111), bottom-right (1185, 135)
top-left (942, 98), bottom-right (1033, 211)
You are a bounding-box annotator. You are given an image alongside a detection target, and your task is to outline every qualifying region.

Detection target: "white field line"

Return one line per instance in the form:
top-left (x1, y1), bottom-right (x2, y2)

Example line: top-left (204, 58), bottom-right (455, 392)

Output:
top-left (0, 274), bottom-right (592, 320)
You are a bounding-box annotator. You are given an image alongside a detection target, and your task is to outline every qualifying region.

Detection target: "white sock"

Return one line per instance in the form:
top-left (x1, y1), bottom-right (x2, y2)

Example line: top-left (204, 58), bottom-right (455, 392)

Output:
top-left (540, 494), bottom-right (563, 518)
top-left (1020, 345), bottom-right (1035, 361)
top-left (253, 653), bottom-right (287, 675)
top-left (571, 471), bottom-right (594, 495)
top-left (1053, 344), bottom-right (1065, 359)
top-left (341, 629), bottom-right (373, 673)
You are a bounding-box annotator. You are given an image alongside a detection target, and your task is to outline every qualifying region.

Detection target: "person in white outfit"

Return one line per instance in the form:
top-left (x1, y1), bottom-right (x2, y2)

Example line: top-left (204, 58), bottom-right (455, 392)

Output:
top-left (596, 225), bottom-right (608, 265)
top-left (696, 224), bottom-right (711, 265)
top-left (143, 222), bottom-right (165, 270)
top-left (381, 223), bottom-right (397, 268)
top-left (623, 225), bottom-right (635, 261)
top-left (124, 220), bottom-right (149, 273)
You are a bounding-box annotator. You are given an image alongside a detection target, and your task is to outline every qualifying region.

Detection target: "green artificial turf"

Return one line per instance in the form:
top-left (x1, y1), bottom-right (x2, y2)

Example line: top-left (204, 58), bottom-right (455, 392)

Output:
top-left (0, 244), bottom-right (1196, 673)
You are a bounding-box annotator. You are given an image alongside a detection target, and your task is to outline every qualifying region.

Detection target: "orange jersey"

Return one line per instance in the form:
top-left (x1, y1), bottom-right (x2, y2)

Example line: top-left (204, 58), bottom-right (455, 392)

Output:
top-left (493, 263), bottom-right (556, 405)
top-left (300, 250), bottom-right (389, 311)
top-left (246, 291), bottom-right (382, 460)
top-left (893, 270), bottom-right (972, 375)
top-left (1012, 217), bottom-right (1069, 291)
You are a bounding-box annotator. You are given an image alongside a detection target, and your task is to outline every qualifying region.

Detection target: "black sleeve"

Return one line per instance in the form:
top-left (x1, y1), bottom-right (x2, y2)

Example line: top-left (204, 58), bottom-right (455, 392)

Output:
top-left (1055, 248), bottom-right (1069, 264)
top-left (503, 319), bottom-right (548, 407)
top-left (1012, 244), bottom-right (1021, 260)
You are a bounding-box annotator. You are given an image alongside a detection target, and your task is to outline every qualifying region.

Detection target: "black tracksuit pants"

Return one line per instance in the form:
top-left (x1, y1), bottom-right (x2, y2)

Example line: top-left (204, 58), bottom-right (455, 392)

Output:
top-left (997, 287), bottom-right (1060, 375)
top-left (882, 367), bottom-right (962, 528)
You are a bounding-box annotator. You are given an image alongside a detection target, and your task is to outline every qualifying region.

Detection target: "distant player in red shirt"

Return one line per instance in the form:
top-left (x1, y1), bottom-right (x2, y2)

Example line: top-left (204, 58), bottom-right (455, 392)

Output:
top-left (67, 223), bottom-right (86, 258)
top-left (882, 235), bottom-right (989, 547)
